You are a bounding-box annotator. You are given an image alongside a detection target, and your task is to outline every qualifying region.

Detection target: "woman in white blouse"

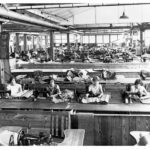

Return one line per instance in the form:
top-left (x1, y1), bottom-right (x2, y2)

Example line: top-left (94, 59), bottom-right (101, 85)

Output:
top-left (85, 76), bottom-right (103, 98)
top-left (7, 76), bottom-right (22, 97)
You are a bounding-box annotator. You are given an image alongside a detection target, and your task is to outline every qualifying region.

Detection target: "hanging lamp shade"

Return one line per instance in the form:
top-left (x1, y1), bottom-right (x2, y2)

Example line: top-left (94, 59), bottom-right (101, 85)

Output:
top-left (120, 11), bottom-right (129, 19)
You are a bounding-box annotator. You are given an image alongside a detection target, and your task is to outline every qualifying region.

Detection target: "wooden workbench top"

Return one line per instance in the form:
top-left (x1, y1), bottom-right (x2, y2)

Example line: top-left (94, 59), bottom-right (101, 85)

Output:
top-left (0, 99), bottom-right (150, 114)
top-left (16, 62), bottom-right (150, 70)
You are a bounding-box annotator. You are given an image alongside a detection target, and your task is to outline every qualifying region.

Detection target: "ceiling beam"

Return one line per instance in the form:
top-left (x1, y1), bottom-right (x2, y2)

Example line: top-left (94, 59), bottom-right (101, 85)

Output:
top-left (3, 30), bottom-right (48, 32)
top-left (8, 3), bottom-right (150, 10)
top-left (0, 6), bottom-right (67, 30)
top-left (16, 9), bottom-right (59, 24)
top-left (71, 26), bottom-right (133, 30)
top-left (40, 10), bottom-right (69, 22)
top-left (83, 33), bottom-right (123, 35)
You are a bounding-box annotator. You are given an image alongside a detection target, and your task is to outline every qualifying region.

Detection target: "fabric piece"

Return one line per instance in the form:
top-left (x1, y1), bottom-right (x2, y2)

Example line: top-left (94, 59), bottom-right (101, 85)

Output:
top-left (81, 94), bottom-right (111, 104)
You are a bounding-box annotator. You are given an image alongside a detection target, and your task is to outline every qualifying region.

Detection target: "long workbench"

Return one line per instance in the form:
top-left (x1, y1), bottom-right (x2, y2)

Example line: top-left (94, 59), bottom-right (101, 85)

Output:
top-left (11, 63), bottom-right (150, 79)
top-left (0, 100), bottom-right (150, 113)
top-left (16, 62), bottom-right (150, 70)
top-left (0, 99), bottom-right (150, 145)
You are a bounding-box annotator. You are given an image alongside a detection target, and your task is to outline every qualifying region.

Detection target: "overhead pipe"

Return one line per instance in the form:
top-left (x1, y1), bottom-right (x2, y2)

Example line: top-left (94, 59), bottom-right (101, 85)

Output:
top-left (72, 26), bottom-right (132, 30)
top-left (8, 3), bottom-right (150, 10)
top-left (71, 24), bottom-right (141, 30)
top-left (0, 7), bottom-right (67, 30)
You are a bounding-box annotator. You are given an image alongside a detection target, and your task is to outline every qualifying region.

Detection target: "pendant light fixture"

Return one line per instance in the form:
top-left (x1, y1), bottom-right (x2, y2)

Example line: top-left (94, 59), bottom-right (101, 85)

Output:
top-left (120, 6), bottom-right (129, 19)
top-left (120, 11), bottom-right (129, 19)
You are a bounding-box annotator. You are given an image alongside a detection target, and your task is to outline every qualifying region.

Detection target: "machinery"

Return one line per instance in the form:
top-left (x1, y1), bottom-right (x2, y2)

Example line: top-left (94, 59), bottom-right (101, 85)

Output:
top-left (0, 126), bottom-right (52, 146)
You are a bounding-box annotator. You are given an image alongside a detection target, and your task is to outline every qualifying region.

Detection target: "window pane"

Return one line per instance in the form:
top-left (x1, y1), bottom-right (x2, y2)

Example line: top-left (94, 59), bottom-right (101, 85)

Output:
top-left (62, 34), bottom-right (67, 40)
top-left (70, 34), bottom-right (75, 43)
top-left (97, 35), bottom-right (103, 43)
top-left (89, 36), bottom-right (95, 43)
top-left (117, 35), bottom-right (123, 40)
top-left (103, 35), bottom-right (109, 43)
top-left (55, 39), bottom-right (61, 43)
top-left (83, 36), bottom-right (89, 43)
top-left (62, 39), bottom-right (67, 43)
top-left (111, 35), bottom-right (117, 42)
top-left (76, 34), bottom-right (81, 43)
top-left (55, 34), bottom-right (61, 40)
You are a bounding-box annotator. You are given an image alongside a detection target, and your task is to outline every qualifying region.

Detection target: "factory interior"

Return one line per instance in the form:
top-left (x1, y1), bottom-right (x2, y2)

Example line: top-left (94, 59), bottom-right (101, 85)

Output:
top-left (1, 0), bottom-right (150, 146)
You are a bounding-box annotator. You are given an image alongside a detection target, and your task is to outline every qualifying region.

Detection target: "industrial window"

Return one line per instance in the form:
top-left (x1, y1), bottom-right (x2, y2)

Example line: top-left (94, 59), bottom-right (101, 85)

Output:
top-left (89, 36), bottom-right (95, 43)
top-left (76, 34), bottom-right (81, 43)
top-left (54, 34), bottom-right (61, 44)
top-left (83, 36), bottom-right (89, 43)
top-left (70, 34), bottom-right (75, 43)
top-left (97, 35), bottom-right (103, 43)
top-left (111, 35), bottom-right (118, 42)
top-left (103, 35), bottom-right (109, 43)
top-left (61, 34), bottom-right (67, 43)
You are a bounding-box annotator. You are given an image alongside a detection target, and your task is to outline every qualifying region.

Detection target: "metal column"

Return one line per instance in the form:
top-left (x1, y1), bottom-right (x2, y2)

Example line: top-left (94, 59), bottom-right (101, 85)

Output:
top-left (0, 22), bottom-right (4, 84)
top-left (16, 33), bottom-right (20, 52)
top-left (109, 34), bottom-right (111, 44)
top-left (67, 32), bottom-right (70, 51)
top-left (0, 23), bottom-right (11, 83)
top-left (140, 29), bottom-right (144, 55)
top-left (48, 31), bottom-right (54, 61)
top-left (32, 35), bottom-right (35, 49)
top-left (95, 35), bottom-right (97, 46)
top-left (45, 35), bottom-right (48, 49)
top-left (24, 34), bottom-right (27, 51)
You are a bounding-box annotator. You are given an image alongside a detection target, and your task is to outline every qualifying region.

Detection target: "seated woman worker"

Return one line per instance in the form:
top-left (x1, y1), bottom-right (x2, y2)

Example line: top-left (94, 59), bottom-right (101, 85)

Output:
top-left (7, 76), bottom-right (23, 98)
top-left (124, 79), bottom-right (150, 103)
top-left (46, 77), bottom-right (62, 102)
top-left (82, 76), bottom-right (103, 103)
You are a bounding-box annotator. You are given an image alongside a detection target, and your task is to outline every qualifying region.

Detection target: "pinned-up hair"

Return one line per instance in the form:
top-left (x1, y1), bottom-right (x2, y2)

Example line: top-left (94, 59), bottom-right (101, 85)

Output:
top-left (134, 79), bottom-right (143, 86)
top-left (92, 76), bottom-right (100, 82)
top-left (8, 76), bottom-right (16, 83)
top-left (49, 76), bottom-right (55, 83)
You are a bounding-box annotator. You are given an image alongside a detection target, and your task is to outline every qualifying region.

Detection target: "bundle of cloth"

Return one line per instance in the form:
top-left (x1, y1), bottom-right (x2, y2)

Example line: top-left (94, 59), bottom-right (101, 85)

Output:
top-left (65, 68), bottom-right (92, 83)
top-left (98, 68), bottom-right (116, 80)
top-left (140, 70), bottom-right (150, 80)
top-left (81, 94), bottom-right (111, 104)
top-left (141, 53), bottom-right (150, 62)
top-left (51, 89), bottom-right (75, 104)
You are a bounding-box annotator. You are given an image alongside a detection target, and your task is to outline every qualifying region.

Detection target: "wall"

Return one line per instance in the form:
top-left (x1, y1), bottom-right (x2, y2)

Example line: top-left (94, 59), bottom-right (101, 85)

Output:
top-left (72, 113), bottom-right (150, 145)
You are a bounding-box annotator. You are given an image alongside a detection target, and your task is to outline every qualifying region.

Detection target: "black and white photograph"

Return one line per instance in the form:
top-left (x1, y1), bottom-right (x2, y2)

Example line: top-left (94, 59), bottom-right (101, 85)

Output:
top-left (0, 0), bottom-right (150, 147)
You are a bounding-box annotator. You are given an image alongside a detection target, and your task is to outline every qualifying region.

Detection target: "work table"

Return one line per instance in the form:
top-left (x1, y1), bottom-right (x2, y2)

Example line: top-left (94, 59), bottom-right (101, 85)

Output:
top-left (0, 99), bottom-right (150, 114)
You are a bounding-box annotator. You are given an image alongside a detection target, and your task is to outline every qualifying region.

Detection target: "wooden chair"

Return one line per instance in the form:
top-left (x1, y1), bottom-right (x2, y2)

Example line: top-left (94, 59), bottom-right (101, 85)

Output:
top-left (58, 129), bottom-right (85, 146)
top-left (130, 131), bottom-right (150, 146)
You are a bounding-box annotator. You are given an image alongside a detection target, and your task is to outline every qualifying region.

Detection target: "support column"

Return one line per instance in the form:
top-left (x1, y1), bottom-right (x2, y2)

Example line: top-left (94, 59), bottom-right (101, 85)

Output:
top-left (95, 35), bottom-right (97, 46)
top-left (80, 35), bottom-right (83, 46)
top-left (75, 34), bottom-right (78, 50)
top-left (16, 33), bottom-right (20, 53)
top-left (24, 34), bottom-right (27, 51)
top-left (0, 22), bottom-right (11, 84)
top-left (48, 31), bottom-right (54, 61)
top-left (0, 22), bottom-right (4, 84)
top-left (36, 36), bottom-right (39, 49)
top-left (140, 29), bottom-right (144, 55)
top-left (32, 35), bottom-right (35, 49)
top-left (130, 30), bottom-right (133, 46)
top-left (67, 32), bottom-right (70, 51)
top-left (45, 35), bottom-right (48, 49)
top-left (109, 34), bottom-right (111, 44)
